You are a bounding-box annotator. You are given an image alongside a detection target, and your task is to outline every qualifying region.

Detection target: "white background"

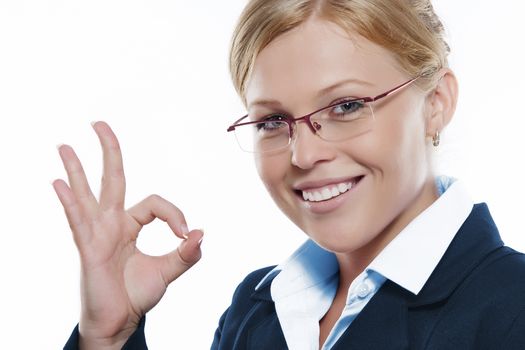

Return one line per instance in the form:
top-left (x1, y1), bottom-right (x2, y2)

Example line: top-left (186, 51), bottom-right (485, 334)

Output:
top-left (0, 0), bottom-right (524, 348)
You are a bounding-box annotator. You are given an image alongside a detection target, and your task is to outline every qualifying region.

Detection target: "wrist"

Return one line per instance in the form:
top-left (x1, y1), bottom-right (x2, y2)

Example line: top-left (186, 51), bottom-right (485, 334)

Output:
top-left (79, 336), bottom-right (127, 350)
top-left (78, 321), bottom-right (137, 350)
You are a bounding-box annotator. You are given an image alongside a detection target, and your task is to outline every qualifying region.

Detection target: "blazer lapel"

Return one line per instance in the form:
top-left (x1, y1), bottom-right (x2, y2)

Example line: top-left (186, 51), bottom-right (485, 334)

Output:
top-left (332, 281), bottom-right (411, 349)
top-left (242, 287), bottom-right (288, 349)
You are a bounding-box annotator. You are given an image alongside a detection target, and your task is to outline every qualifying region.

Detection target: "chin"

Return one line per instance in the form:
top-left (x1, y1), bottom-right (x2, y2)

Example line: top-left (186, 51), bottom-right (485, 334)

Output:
top-left (304, 223), bottom-right (375, 254)
top-left (314, 237), bottom-right (370, 255)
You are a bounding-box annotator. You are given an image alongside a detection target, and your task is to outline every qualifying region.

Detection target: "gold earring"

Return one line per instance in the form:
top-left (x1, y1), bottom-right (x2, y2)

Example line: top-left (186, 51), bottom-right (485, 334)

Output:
top-left (432, 131), bottom-right (440, 147)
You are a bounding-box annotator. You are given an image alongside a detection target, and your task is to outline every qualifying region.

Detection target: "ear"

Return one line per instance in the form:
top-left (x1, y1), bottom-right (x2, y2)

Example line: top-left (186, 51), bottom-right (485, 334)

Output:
top-left (425, 68), bottom-right (459, 139)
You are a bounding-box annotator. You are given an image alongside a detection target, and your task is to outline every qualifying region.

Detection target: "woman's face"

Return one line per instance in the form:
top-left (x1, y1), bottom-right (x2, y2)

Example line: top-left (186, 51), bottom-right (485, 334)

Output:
top-left (244, 18), bottom-right (440, 255)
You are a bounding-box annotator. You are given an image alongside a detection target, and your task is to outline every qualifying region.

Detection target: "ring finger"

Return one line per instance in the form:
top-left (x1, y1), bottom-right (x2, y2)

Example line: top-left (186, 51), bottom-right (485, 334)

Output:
top-left (58, 144), bottom-right (98, 216)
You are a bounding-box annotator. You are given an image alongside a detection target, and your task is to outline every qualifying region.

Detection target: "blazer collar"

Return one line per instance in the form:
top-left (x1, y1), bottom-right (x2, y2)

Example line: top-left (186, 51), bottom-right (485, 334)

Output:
top-left (408, 203), bottom-right (503, 306)
top-left (251, 279), bottom-right (273, 302)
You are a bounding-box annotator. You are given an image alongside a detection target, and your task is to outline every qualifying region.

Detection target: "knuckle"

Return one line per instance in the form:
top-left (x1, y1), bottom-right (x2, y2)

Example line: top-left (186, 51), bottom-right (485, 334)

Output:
top-left (64, 203), bottom-right (86, 228)
top-left (103, 168), bottom-right (125, 180)
top-left (147, 194), bottom-right (163, 202)
top-left (101, 174), bottom-right (126, 187)
top-left (175, 247), bottom-right (193, 268)
top-left (68, 165), bottom-right (84, 176)
top-left (77, 190), bottom-right (94, 201)
top-left (111, 168), bottom-right (125, 178)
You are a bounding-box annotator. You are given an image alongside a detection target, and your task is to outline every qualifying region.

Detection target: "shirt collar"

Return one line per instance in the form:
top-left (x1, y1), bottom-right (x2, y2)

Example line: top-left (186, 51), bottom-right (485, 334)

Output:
top-left (255, 239), bottom-right (338, 297)
top-left (367, 176), bottom-right (473, 294)
top-left (255, 176), bottom-right (474, 296)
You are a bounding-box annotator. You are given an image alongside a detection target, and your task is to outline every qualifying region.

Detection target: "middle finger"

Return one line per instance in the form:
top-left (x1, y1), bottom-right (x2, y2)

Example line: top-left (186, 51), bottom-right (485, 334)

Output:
top-left (92, 121), bottom-right (126, 210)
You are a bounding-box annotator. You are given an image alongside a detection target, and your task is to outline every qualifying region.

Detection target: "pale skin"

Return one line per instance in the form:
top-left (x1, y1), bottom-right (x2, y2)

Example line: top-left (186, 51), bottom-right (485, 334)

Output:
top-left (54, 18), bottom-right (457, 350)
top-left (53, 122), bottom-right (203, 349)
top-left (244, 18), bottom-right (457, 346)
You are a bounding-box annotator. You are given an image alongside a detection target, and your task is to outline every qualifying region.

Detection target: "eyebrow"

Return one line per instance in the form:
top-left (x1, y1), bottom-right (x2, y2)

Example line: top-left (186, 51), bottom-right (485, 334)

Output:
top-left (317, 78), bottom-right (374, 97)
top-left (248, 78), bottom-right (374, 109)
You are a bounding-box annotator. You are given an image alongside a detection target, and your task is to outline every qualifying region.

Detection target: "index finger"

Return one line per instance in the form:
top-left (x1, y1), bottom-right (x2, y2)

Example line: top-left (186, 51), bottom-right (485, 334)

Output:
top-left (92, 121), bottom-right (126, 209)
top-left (127, 194), bottom-right (190, 240)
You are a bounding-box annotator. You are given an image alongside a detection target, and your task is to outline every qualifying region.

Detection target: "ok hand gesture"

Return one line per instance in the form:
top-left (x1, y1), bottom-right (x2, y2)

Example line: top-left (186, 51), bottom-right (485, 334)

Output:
top-left (53, 122), bottom-right (203, 349)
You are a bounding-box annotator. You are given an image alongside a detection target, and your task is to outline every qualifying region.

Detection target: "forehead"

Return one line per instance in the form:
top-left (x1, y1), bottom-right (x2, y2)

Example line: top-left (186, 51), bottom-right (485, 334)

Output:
top-left (245, 18), bottom-right (402, 108)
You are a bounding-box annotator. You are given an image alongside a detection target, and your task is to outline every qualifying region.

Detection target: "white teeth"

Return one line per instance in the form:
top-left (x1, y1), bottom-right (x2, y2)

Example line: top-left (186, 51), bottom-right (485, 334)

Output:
top-left (301, 181), bottom-right (356, 202)
top-left (322, 188), bottom-right (332, 200)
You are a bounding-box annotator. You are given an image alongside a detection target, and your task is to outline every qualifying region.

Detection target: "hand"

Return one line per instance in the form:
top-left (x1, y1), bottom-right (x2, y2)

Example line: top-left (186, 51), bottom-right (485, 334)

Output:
top-left (53, 121), bottom-right (203, 349)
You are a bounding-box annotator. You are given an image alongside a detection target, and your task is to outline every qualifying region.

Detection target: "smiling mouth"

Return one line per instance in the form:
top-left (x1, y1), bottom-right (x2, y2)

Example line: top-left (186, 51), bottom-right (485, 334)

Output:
top-left (296, 176), bottom-right (364, 202)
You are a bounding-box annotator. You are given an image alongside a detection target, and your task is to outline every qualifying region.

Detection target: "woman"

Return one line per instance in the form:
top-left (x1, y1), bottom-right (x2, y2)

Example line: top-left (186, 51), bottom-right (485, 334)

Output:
top-left (58, 0), bottom-right (525, 349)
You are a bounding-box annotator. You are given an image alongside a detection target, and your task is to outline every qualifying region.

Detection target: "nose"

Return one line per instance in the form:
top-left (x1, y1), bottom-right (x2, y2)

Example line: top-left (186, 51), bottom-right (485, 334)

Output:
top-left (290, 121), bottom-right (336, 169)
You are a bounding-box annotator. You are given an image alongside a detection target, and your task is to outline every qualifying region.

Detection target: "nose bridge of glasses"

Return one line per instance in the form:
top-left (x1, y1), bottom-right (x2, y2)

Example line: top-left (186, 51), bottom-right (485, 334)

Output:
top-left (291, 113), bottom-right (321, 138)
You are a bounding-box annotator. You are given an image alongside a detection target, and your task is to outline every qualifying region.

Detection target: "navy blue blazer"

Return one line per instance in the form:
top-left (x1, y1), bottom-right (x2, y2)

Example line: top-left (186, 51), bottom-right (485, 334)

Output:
top-left (65, 204), bottom-right (525, 349)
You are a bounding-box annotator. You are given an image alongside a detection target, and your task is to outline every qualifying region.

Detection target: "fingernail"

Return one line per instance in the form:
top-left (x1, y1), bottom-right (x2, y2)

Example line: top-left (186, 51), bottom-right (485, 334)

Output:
top-left (90, 121), bottom-right (98, 128)
top-left (181, 224), bottom-right (189, 239)
top-left (56, 143), bottom-right (65, 150)
top-left (198, 237), bottom-right (204, 246)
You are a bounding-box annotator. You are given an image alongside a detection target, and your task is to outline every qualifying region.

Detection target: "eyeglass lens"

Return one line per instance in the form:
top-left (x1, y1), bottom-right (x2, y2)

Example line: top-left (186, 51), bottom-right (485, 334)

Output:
top-left (234, 100), bottom-right (375, 153)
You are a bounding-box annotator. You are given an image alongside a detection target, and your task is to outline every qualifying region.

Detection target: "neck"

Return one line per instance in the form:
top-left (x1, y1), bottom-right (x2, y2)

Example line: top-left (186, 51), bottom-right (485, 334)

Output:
top-left (335, 176), bottom-right (439, 289)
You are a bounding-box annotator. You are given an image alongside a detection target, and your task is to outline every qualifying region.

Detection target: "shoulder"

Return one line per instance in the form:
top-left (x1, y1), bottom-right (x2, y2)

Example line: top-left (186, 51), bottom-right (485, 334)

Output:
top-left (437, 247), bottom-right (525, 343)
top-left (485, 246), bottom-right (525, 297)
top-left (216, 265), bottom-right (276, 322)
top-left (457, 246), bottom-right (525, 303)
top-left (212, 266), bottom-right (278, 349)
top-left (479, 246), bottom-right (525, 286)
top-left (498, 247), bottom-right (525, 269)
top-left (211, 266), bottom-right (278, 348)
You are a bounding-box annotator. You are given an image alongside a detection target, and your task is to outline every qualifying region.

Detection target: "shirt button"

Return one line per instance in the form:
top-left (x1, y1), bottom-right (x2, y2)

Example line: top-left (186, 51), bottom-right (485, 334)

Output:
top-left (356, 282), bottom-right (371, 299)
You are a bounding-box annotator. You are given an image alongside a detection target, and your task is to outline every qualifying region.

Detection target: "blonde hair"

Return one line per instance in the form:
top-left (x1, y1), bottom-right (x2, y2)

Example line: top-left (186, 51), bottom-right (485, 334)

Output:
top-left (229, 0), bottom-right (449, 101)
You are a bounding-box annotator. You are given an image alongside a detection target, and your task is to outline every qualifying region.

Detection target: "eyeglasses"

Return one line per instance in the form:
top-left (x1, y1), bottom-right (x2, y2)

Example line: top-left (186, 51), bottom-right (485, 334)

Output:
top-left (227, 76), bottom-right (419, 154)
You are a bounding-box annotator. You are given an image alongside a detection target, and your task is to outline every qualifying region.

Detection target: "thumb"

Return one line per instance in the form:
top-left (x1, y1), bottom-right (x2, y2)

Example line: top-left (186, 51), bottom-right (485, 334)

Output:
top-left (158, 229), bottom-right (204, 285)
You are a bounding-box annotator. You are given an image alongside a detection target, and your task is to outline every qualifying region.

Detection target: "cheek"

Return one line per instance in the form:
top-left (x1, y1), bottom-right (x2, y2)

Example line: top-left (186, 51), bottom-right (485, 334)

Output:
top-left (372, 108), bottom-right (431, 230)
top-left (254, 153), bottom-right (289, 198)
top-left (347, 99), bottom-right (429, 222)
top-left (396, 107), bottom-right (429, 174)
top-left (374, 99), bottom-right (428, 175)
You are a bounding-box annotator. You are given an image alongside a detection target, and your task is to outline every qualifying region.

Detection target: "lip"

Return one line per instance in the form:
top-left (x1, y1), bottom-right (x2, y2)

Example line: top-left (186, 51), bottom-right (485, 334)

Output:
top-left (293, 175), bottom-right (364, 191)
top-left (295, 175), bottom-right (365, 214)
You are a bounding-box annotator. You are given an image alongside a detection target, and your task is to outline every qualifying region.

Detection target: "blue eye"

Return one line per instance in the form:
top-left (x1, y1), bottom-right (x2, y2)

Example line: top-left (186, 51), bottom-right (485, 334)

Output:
top-left (256, 114), bottom-right (289, 131)
top-left (332, 100), bottom-right (365, 117)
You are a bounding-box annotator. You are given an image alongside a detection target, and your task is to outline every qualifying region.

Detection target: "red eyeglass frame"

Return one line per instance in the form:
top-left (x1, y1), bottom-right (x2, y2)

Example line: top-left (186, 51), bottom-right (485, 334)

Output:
top-left (226, 76), bottom-right (420, 137)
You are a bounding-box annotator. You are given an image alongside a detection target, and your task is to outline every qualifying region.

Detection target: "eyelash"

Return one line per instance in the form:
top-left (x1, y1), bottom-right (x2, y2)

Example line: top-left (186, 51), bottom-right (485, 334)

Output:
top-left (255, 114), bottom-right (288, 131)
top-left (331, 99), bottom-right (364, 114)
top-left (255, 96), bottom-right (363, 121)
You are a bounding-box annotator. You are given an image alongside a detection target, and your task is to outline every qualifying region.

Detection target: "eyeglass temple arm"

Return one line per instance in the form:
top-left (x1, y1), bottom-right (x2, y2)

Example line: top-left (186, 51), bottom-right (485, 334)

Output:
top-left (370, 76), bottom-right (419, 102)
top-left (227, 114), bottom-right (249, 132)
